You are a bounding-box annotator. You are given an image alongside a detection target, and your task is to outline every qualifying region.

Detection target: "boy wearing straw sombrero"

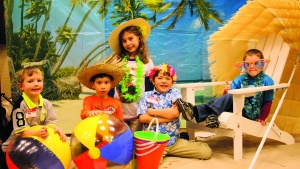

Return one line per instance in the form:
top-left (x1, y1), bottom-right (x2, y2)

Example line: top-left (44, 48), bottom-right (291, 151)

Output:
top-left (137, 64), bottom-right (212, 160)
top-left (108, 18), bottom-right (154, 133)
top-left (77, 55), bottom-right (127, 120)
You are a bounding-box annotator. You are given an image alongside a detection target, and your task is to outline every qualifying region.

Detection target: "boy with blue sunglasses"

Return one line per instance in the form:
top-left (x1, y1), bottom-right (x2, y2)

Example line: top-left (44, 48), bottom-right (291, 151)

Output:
top-left (177, 49), bottom-right (274, 128)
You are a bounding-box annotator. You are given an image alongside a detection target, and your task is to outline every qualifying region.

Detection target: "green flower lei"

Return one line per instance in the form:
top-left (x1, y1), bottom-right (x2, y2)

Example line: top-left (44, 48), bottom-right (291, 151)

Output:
top-left (118, 56), bottom-right (144, 103)
top-left (243, 72), bottom-right (264, 120)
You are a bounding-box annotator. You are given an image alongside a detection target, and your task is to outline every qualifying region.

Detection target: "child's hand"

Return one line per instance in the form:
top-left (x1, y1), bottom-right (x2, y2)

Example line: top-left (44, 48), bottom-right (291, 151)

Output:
top-left (171, 104), bottom-right (179, 112)
top-left (54, 127), bottom-right (67, 142)
top-left (256, 119), bottom-right (267, 126)
top-left (172, 103), bottom-right (177, 109)
top-left (225, 81), bottom-right (231, 91)
top-left (39, 126), bottom-right (49, 139)
top-left (147, 108), bottom-right (153, 116)
top-left (87, 110), bottom-right (103, 117)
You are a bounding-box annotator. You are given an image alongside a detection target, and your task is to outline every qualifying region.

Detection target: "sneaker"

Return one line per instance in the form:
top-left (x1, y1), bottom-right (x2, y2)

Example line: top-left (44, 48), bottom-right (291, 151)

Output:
top-left (175, 98), bottom-right (194, 121)
top-left (205, 114), bottom-right (220, 128)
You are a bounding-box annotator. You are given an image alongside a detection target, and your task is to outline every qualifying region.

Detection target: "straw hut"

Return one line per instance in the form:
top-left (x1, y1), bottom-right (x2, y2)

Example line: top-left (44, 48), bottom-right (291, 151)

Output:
top-left (208, 0), bottom-right (300, 134)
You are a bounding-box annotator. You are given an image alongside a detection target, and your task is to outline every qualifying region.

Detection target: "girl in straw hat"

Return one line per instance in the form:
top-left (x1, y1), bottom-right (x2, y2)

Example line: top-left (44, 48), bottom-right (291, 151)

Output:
top-left (77, 55), bottom-right (127, 120)
top-left (137, 64), bottom-right (212, 160)
top-left (109, 18), bottom-right (154, 132)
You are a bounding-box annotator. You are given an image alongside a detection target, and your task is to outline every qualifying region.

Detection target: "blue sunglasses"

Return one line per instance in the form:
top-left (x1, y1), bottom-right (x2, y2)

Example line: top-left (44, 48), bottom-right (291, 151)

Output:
top-left (235, 59), bottom-right (270, 73)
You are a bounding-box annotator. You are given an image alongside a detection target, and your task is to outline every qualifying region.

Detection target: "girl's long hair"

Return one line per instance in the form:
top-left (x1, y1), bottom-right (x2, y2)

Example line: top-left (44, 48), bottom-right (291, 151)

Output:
top-left (117, 26), bottom-right (150, 64)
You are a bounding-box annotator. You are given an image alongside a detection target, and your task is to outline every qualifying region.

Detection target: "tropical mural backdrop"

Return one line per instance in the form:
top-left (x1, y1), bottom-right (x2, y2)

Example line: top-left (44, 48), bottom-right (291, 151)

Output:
top-left (4, 0), bottom-right (246, 101)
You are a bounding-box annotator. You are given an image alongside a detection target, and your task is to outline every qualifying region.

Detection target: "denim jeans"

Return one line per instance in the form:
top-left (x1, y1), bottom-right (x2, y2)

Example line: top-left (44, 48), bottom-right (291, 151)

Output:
top-left (195, 94), bottom-right (234, 123)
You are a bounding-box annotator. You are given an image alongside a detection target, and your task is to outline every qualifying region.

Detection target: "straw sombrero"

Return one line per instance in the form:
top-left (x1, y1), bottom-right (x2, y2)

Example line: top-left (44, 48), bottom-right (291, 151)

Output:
top-left (109, 18), bottom-right (151, 54)
top-left (77, 55), bottom-right (127, 89)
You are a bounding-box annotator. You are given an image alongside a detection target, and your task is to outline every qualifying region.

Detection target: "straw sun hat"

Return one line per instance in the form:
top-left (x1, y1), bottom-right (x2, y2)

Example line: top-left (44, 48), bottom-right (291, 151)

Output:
top-left (109, 18), bottom-right (151, 54)
top-left (77, 55), bottom-right (127, 89)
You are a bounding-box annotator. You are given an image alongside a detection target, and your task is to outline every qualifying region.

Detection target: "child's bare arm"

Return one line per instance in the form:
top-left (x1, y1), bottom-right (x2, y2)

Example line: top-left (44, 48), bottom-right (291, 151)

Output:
top-left (139, 114), bottom-right (173, 124)
top-left (49, 125), bottom-right (67, 142)
top-left (147, 104), bottom-right (180, 120)
top-left (225, 81), bottom-right (232, 91)
top-left (223, 81), bottom-right (232, 95)
top-left (256, 119), bottom-right (266, 126)
top-left (86, 110), bottom-right (103, 117)
top-left (20, 126), bottom-right (67, 142)
top-left (21, 126), bottom-right (49, 139)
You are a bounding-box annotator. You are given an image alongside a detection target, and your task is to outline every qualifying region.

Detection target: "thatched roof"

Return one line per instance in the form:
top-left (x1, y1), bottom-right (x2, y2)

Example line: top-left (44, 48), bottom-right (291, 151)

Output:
top-left (208, 0), bottom-right (300, 134)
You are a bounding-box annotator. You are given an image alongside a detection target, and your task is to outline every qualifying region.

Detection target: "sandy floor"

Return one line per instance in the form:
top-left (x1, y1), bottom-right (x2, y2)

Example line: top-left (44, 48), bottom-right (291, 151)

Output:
top-left (52, 87), bottom-right (300, 169)
top-left (158, 135), bottom-right (300, 169)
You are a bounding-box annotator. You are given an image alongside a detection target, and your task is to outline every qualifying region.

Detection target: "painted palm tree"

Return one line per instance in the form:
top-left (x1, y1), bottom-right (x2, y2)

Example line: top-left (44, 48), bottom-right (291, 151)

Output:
top-left (19, 0), bottom-right (30, 35)
top-left (26, 0), bottom-right (52, 61)
top-left (41, 0), bottom-right (112, 75)
top-left (9, 0), bottom-right (55, 70)
top-left (4, 0), bottom-right (14, 58)
top-left (151, 0), bottom-right (223, 30)
top-left (110, 0), bottom-right (171, 24)
top-left (73, 42), bottom-right (110, 75)
top-left (44, 0), bottom-right (85, 61)
top-left (50, 0), bottom-right (112, 77)
top-left (54, 26), bottom-right (74, 55)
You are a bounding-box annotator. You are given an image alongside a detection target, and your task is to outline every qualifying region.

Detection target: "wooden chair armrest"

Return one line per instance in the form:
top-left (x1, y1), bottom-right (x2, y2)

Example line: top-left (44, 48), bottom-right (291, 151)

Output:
top-left (174, 81), bottom-right (231, 104)
top-left (228, 83), bottom-right (289, 95)
top-left (222, 83), bottom-right (290, 120)
top-left (174, 81), bottom-right (229, 89)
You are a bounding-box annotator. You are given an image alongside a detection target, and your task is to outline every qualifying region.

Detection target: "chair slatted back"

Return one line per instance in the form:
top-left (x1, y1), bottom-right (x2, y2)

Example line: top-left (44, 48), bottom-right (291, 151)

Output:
top-left (248, 34), bottom-right (290, 84)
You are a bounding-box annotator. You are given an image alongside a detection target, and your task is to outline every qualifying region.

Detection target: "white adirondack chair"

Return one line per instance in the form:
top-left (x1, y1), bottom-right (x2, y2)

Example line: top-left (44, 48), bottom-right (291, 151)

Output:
top-left (174, 34), bottom-right (296, 160)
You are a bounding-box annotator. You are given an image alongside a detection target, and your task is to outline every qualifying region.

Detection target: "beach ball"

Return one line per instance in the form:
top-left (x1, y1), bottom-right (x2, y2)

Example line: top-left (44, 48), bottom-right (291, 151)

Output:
top-left (6, 125), bottom-right (72, 169)
top-left (70, 114), bottom-right (133, 169)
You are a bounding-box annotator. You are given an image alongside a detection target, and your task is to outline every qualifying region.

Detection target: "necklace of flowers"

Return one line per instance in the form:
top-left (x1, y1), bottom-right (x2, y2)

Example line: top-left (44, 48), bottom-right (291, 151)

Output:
top-left (118, 56), bottom-right (144, 102)
top-left (243, 72), bottom-right (264, 120)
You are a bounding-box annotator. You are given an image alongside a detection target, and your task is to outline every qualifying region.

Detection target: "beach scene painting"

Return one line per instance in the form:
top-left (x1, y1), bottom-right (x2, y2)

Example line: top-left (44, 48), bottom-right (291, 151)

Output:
top-left (2, 0), bottom-right (247, 133)
top-left (2, 1), bottom-right (300, 169)
top-left (4, 0), bottom-right (245, 102)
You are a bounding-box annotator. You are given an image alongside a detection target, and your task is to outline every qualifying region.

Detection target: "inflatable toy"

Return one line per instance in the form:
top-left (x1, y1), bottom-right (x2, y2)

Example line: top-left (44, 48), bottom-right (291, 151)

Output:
top-left (6, 125), bottom-right (72, 169)
top-left (70, 114), bottom-right (133, 169)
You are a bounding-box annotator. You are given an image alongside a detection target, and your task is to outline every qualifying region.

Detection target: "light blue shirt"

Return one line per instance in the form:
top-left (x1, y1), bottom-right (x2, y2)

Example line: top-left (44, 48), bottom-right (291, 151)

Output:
top-left (137, 87), bottom-right (181, 146)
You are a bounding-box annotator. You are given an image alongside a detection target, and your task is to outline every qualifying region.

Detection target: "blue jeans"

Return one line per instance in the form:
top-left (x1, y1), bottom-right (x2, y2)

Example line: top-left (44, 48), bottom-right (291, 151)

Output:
top-left (195, 94), bottom-right (235, 123)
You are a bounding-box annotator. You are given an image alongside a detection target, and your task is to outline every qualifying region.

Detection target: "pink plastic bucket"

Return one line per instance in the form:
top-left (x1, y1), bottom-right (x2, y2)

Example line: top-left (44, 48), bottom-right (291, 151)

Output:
top-left (133, 118), bottom-right (170, 169)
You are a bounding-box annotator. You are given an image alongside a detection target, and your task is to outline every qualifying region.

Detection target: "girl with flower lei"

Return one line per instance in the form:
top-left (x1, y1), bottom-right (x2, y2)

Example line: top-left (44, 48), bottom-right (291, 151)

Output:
top-left (108, 18), bottom-right (154, 132)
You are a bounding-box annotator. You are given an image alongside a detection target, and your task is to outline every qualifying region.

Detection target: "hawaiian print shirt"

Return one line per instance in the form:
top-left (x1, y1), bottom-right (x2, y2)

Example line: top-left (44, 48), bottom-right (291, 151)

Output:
top-left (137, 87), bottom-right (181, 146)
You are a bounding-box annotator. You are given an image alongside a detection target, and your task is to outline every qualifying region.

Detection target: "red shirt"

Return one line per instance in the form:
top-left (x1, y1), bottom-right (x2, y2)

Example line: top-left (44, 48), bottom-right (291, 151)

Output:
top-left (81, 95), bottom-right (124, 120)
